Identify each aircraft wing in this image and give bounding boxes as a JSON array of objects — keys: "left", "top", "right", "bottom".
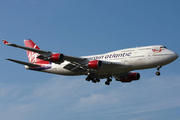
[
  {"left": 2, "top": 40, "right": 86, "bottom": 61},
  {"left": 2, "top": 40, "right": 89, "bottom": 62},
  {"left": 2, "top": 40, "right": 52, "bottom": 57},
  {"left": 6, "top": 58, "right": 41, "bottom": 67}
]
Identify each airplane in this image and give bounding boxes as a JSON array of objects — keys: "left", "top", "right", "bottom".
[{"left": 2, "top": 39, "right": 178, "bottom": 85}]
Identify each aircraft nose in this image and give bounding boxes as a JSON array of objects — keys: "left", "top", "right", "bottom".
[
  {"left": 165, "top": 50, "right": 178, "bottom": 64},
  {"left": 173, "top": 52, "right": 179, "bottom": 60}
]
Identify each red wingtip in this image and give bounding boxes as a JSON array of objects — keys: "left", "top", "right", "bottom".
[{"left": 2, "top": 40, "right": 10, "bottom": 45}]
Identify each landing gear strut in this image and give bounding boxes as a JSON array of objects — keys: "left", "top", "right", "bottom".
[
  {"left": 155, "top": 66, "right": 161, "bottom": 76},
  {"left": 105, "top": 77, "right": 112, "bottom": 85}
]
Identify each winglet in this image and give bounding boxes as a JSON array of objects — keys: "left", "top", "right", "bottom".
[{"left": 2, "top": 40, "right": 10, "bottom": 45}]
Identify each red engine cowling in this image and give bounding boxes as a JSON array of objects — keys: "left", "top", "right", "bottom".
[
  {"left": 127, "top": 72, "right": 140, "bottom": 80},
  {"left": 119, "top": 72, "right": 140, "bottom": 82},
  {"left": 49, "top": 53, "right": 64, "bottom": 62},
  {"left": 88, "top": 60, "right": 102, "bottom": 69}
]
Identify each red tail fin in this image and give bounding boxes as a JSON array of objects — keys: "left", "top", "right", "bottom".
[{"left": 24, "top": 39, "right": 43, "bottom": 63}]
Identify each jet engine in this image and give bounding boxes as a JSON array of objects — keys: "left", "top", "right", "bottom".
[
  {"left": 117, "top": 72, "right": 140, "bottom": 82},
  {"left": 88, "top": 60, "right": 102, "bottom": 69},
  {"left": 49, "top": 53, "right": 64, "bottom": 62},
  {"left": 126, "top": 72, "right": 140, "bottom": 80}
]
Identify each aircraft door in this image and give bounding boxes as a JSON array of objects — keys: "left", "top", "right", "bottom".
[{"left": 147, "top": 52, "right": 151, "bottom": 59}]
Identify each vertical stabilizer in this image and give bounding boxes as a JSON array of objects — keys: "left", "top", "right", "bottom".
[{"left": 24, "top": 39, "right": 43, "bottom": 63}]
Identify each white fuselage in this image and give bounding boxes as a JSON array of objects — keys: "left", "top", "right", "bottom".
[{"left": 31, "top": 45, "right": 178, "bottom": 76}]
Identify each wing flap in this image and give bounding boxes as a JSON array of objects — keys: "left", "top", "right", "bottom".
[{"left": 63, "top": 63, "right": 86, "bottom": 73}]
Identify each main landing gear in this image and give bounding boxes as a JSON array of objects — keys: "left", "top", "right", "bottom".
[
  {"left": 85, "top": 73, "right": 112, "bottom": 85},
  {"left": 155, "top": 66, "right": 162, "bottom": 76},
  {"left": 86, "top": 73, "right": 100, "bottom": 83},
  {"left": 105, "top": 77, "right": 112, "bottom": 85}
]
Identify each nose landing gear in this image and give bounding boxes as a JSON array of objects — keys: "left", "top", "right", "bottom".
[{"left": 155, "top": 66, "right": 161, "bottom": 76}]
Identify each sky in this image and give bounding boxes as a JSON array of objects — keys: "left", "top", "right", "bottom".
[{"left": 0, "top": 0, "right": 180, "bottom": 120}]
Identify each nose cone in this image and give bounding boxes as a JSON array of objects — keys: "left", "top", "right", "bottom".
[
  {"left": 165, "top": 50, "right": 178, "bottom": 64},
  {"left": 173, "top": 52, "right": 179, "bottom": 60}
]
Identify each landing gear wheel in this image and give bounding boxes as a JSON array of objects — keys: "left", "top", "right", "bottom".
[
  {"left": 86, "top": 72, "right": 95, "bottom": 82},
  {"left": 86, "top": 77, "right": 91, "bottom": 81},
  {"left": 105, "top": 81, "right": 110, "bottom": 85},
  {"left": 95, "top": 78, "right": 100, "bottom": 82},
  {"left": 92, "top": 79, "right": 97, "bottom": 83},
  {"left": 108, "top": 78, "right": 112, "bottom": 82},
  {"left": 155, "top": 71, "right": 161, "bottom": 76},
  {"left": 105, "top": 77, "right": 112, "bottom": 85},
  {"left": 155, "top": 66, "right": 162, "bottom": 76}
]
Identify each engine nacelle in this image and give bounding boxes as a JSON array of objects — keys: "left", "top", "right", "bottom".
[
  {"left": 126, "top": 72, "right": 140, "bottom": 80},
  {"left": 88, "top": 60, "right": 102, "bottom": 69},
  {"left": 49, "top": 53, "right": 64, "bottom": 62},
  {"left": 117, "top": 72, "right": 140, "bottom": 83}
]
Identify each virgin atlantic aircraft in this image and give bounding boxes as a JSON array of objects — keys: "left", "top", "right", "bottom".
[{"left": 2, "top": 39, "right": 178, "bottom": 85}]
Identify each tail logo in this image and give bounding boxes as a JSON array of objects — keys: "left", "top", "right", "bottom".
[{"left": 28, "top": 45, "right": 39, "bottom": 63}]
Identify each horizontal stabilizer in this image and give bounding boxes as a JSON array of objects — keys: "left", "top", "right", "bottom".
[{"left": 6, "top": 58, "right": 41, "bottom": 67}]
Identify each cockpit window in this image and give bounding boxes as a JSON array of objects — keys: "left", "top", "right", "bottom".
[{"left": 160, "top": 46, "right": 167, "bottom": 49}]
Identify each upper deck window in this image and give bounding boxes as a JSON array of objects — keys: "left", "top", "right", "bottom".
[{"left": 160, "top": 46, "right": 167, "bottom": 49}]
